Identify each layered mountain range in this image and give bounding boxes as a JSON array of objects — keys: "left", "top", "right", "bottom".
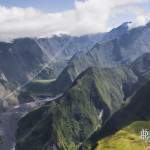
[
  {"left": 0, "top": 22, "right": 150, "bottom": 150},
  {"left": 13, "top": 22, "right": 150, "bottom": 150},
  {"left": 15, "top": 51, "right": 150, "bottom": 150},
  {"left": 0, "top": 22, "right": 130, "bottom": 110},
  {"left": 24, "top": 22, "right": 150, "bottom": 98}
]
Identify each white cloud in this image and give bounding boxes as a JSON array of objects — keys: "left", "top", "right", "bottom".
[
  {"left": 128, "top": 15, "right": 150, "bottom": 29},
  {"left": 0, "top": 0, "right": 149, "bottom": 41}
]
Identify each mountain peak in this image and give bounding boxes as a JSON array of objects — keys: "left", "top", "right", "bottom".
[{"left": 111, "top": 22, "right": 131, "bottom": 32}]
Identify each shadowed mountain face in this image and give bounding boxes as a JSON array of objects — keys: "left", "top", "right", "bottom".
[
  {"left": 0, "top": 38, "right": 51, "bottom": 110},
  {"left": 0, "top": 29, "right": 123, "bottom": 110},
  {"left": 0, "top": 38, "right": 47, "bottom": 84},
  {"left": 0, "top": 40, "right": 37, "bottom": 109},
  {"left": 131, "top": 53, "right": 150, "bottom": 76}
]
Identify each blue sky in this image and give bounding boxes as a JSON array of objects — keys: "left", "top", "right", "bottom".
[{"left": 0, "top": 0, "right": 75, "bottom": 12}]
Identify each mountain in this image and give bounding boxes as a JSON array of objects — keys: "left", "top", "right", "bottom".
[
  {"left": 100, "top": 22, "right": 131, "bottom": 42},
  {"left": 0, "top": 38, "right": 52, "bottom": 110},
  {"left": 131, "top": 53, "right": 150, "bottom": 77},
  {"left": 0, "top": 23, "right": 129, "bottom": 109},
  {"left": 0, "top": 22, "right": 146, "bottom": 149},
  {"left": 0, "top": 34, "right": 101, "bottom": 110},
  {"left": 35, "top": 34, "right": 103, "bottom": 79},
  {"left": 129, "top": 53, "right": 150, "bottom": 93},
  {"left": 80, "top": 22, "right": 150, "bottom": 66},
  {"left": 81, "top": 80, "right": 150, "bottom": 149},
  {"left": 37, "top": 22, "right": 130, "bottom": 61},
  {"left": 15, "top": 66, "right": 139, "bottom": 150},
  {"left": 75, "top": 22, "right": 150, "bottom": 68},
  {"left": 15, "top": 50, "right": 150, "bottom": 150},
  {"left": 29, "top": 24, "right": 150, "bottom": 98},
  {"left": 24, "top": 51, "right": 150, "bottom": 104},
  {"left": 37, "top": 34, "right": 102, "bottom": 59},
  {"left": 35, "top": 22, "right": 129, "bottom": 78},
  {"left": 36, "top": 22, "right": 150, "bottom": 96},
  {"left": 0, "top": 38, "right": 47, "bottom": 83},
  {"left": 10, "top": 22, "right": 131, "bottom": 101},
  {"left": 5, "top": 22, "right": 149, "bottom": 150},
  {"left": 0, "top": 22, "right": 130, "bottom": 85}
]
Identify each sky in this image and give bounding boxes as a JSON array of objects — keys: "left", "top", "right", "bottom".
[
  {"left": 0, "top": 0, "right": 150, "bottom": 41},
  {"left": 0, "top": 0, "right": 75, "bottom": 12}
]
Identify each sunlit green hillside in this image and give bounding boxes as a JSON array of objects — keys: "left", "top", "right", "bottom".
[{"left": 96, "top": 121, "right": 150, "bottom": 150}]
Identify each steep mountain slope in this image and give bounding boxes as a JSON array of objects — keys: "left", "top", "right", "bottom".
[
  {"left": 15, "top": 66, "right": 138, "bottom": 150},
  {"left": 0, "top": 38, "right": 51, "bottom": 111},
  {"left": 82, "top": 81, "right": 150, "bottom": 149},
  {"left": 0, "top": 99, "right": 49, "bottom": 150},
  {"left": 100, "top": 22, "right": 131, "bottom": 43},
  {"left": 37, "top": 34, "right": 102, "bottom": 60},
  {"left": 131, "top": 53, "right": 150, "bottom": 77},
  {"left": 0, "top": 38, "right": 48, "bottom": 84},
  {"left": 129, "top": 53, "right": 150, "bottom": 94}
]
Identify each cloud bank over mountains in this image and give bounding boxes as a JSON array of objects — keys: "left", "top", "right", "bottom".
[{"left": 0, "top": 0, "right": 149, "bottom": 41}]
